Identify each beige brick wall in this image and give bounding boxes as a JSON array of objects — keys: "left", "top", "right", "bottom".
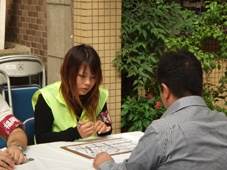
[
  {"left": 202, "top": 38, "right": 227, "bottom": 108},
  {"left": 204, "top": 61, "right": 227, "bottom": 108},
  {"left": 73, "top": 0, "right": 122, "bottom": 134}
]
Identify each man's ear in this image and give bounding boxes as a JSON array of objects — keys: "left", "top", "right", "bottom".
[{"left": 161, "top": 83, "right": 170, "bottom": 99}]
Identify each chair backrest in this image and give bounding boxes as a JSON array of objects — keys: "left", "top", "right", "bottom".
[
  {"left": 23, "top": 117, "right": 35, "bottom": 140},
  {"left": 0, "top": 55, "right": 46, "bottom": 88},
  {"left": 4, "top": 85, "right": 40, "bottom": 122},
  {"left": 0, "top": 137, "right": 7, "bottom": 149}
]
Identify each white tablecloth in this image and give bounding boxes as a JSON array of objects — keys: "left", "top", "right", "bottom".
[{"left": 14, "top": 131, "right": 144, "bottom": 170}]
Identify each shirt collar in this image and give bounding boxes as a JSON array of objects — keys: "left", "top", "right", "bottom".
[{"left": 161, "top": 96, "right": 207, "bottom": 118}]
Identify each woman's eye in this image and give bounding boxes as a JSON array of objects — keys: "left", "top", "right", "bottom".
[
  {"left": 79, "top": 75, "right": 85, "bottom": 77},
  {"left": 91, "top": 77, "right": 96, "bottom": 79}
]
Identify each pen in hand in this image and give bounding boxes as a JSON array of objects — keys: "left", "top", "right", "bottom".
[{"left": 76, "top": 122, "right": 85, "bottom": 125}]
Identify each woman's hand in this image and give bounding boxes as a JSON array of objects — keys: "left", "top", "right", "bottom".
[
  {"left": 77, "top": 120, "right": 95, "bottom": 138},
  {"left": 94, "top": 120, "right": 111, "bottom": 134},
  {"left": 0, "top": 150, "right": 14, "bottom": 170},
  {"left": 5, "top": 146, "right": 28, "bottom": 165}
]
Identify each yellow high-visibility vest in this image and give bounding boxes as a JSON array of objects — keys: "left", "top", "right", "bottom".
[{"left": 32, "top": 81, "right": 108, "bottom": 141}]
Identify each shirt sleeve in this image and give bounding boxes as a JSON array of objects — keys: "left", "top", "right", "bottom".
[
  {"left": 0, "top": 94, "right": 23, "bottom": 140},
  {"left": 34, "top": 94, "right": 81, "bottom": 144},
  {"left": 97, "top": 103, "right": 112, "bottom": 136},
  {"left": 98, "top": 126, "right": 160, "bottom": 170}
]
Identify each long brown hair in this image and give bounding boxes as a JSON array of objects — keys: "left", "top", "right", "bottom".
[{"left": 60, "top": 44, "right": 103, "bottom": 122}]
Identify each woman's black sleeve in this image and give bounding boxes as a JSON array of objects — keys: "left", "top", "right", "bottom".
[
  {"left": 97, "top": 103, "right": 113, "bottom": 136},
  {"left": 34, "top": 94, "right": 81, "bottom": 144}
]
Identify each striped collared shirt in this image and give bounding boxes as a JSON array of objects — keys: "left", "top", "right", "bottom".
[{"left": 99, "top": 96, "right": 227, "bottom": 170}]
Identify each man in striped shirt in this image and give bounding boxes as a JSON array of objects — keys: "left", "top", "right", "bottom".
[{"left": 93, "top": 51, "right": 227, "bottom": 170}]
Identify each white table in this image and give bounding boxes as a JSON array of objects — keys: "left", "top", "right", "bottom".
[{"left": 15, "top": 131, "right": 144, "bottom": 170}]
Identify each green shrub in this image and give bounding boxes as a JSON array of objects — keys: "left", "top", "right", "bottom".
[
  {"left": 117, "top": 0, "right": 227, "bottom": 132},
  {"left": 121, "top": 93, "right": 166, "bottom": 132},
  {"left": 165, "top": 0, "right": 227, "bottom": 115}
]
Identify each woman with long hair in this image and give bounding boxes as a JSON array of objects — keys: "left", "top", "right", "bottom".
[{"left": 32, "top": 44, "right": 112, "bottom": 144}]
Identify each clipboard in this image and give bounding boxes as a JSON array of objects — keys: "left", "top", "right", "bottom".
[{"left": 60, "top": 138, "right": 137, "bottom": 159}]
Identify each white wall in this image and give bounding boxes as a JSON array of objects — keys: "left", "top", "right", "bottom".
[{"left": 0, "top": 0, "right": 6, "bottom": 50}]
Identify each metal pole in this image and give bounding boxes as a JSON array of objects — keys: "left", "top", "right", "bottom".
[{"left": 0, "top": 0, "right": 6, "bottom": 50}]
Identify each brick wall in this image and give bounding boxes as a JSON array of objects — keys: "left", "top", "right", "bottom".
[
  {"left": 202, "top": 37, "right": 227, "bottom": 108},
  {"left": 5, "top": 0, "right": 47, "bottom": 67}
]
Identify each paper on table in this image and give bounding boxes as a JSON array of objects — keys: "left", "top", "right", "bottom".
[{"left": 61, "top": 138, "right": 137, "bottom": 159}]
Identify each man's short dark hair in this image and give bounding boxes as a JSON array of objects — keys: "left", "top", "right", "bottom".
[{"left": 157, "top": 50, "right": 203, "bottom": 98}]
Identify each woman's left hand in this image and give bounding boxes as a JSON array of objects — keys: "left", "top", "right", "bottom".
[{"left": 94, "top": 120, "right": 111, "bottom": 134}]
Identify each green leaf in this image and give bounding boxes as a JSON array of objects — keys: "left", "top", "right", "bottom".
[
  {"left": 133, "top": 115, "right": 139, "bottom": 121},
  {"left": 218, "top": 37, "right": 223, "bottom": 43},
  {"left": 138, "top": 69, "right": 149, "bottom": 79},
  {"left": 133, "top": 80, "right": 138, "bottom": 86},
  {"left": 127, "top": 71, "right": 135, "bottom": 77},
  {"left": 147, "top": 97, "right": 155, "bottom": 103},
  {"left": 122, "top": 48, "right": 128, "bottom": 57},
  {"left": 145, "top": 111, "right": 150, "bottom": 118},
  {"left": 151, "top": 57, "right": 156, "bottom": 63},
  {"left": 223, "top": 21, "right": 227, "bottom": 27},
  {"left": 203, "top": 60, "right": 210, "bottom": 68},
  {"left": 139, "top": 96, "right": 147, "bottom": 102},
  {"left": 126, "top": 57, "right": 132, "bottom": 64},
  {"left": 134, "top": 85, "right": 144, "bottom": 95},
  {"left": 144, "top": 103, "right": 150, "bottom": 110},
  {"left": 141, "top": 63, "right": 153, "bottom": 73},
  {"left": 131, "top": 65, "right": 138, "bottom": 74},
  {"left": 142, "top": 30, "right": 147, "bottom": 40},
  {"left": 210, "top": 61, "right": 216, "bottom": 69},
  {"left": 137, "top": 120, "right": 142, "bottom": 127},
  {"left": 138, "top": 126, "right": 143, "bottom": 131},
  {"left": 137, "top": 107, "right": 144, "bottom": 112},
  {"left": 113, "top": 58, "right": 121, "bottom": 69},
  {"left": 128, "top": 113, "right": 134, "bottom": 120},
  {"left": 120, "top": 109, "right": 129, "bottom": 116},
  {"left": 213, "top": 33, "right": 218, "bottom": 40},
  {"left": 221, "top": 53, "right": 227, "bottom": 58},
  {"left": 218, "top": 64, "right": 221, "bottom": 70},
  {"left": 128, "top": 126, "right": 134, "bottom": 132},
  {"left": 121, "top": 104, "right": 129, "bottom": 109},
  {"left": 121, "top": 119, "right": 127, "bottom": 127},
  {"left": 158, "top": 34, "right": 166, "bottom": 41}
]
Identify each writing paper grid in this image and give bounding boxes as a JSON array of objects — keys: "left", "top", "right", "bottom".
[{"left": 61, "top": 138, "right": 137, "bottom": 159}]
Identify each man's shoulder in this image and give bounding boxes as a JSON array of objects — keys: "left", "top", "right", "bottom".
[
  {"left": 144, "top": 117, "right": 173, "bottom": 136},
  {"left": 147, "top": 107, "right": 227, "bottom": 137}
]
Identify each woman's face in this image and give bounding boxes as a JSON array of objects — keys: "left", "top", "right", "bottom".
[{"left": 76, "top": 65, "right": 96, "bottom": 96}]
